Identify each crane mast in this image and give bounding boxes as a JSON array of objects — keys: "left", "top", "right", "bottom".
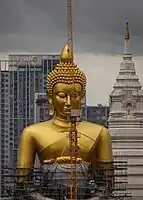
[
  {"left": 69, "top": 115, "right": 79, "bottom": 200},
  {"left": 67, "top": 1, "right": 79, "bottom": 199},
  {"left": 67, "top": 0, "right": 73, "bottom": 51}
]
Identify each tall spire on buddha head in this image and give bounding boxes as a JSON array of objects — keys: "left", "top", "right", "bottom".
[
  {"left": 60, "top": 43, "right": 74, "bottom": 63},
  {"left": 123, "top": 22, "right": 132, "bottom": 59}
]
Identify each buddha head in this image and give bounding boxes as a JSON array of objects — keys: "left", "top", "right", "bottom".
[{"left": 47, "top": 43, "right": 86, "bottom": 120}]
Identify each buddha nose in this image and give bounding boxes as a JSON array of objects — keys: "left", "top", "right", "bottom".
[{"left": 66, "top": 96, "right": 71, "bottom": 107}]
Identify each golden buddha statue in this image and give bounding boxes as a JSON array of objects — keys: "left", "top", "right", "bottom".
[{"left": 16, "top": 43, "right": 114, "bottom": 200}]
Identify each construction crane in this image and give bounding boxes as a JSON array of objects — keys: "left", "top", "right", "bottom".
[
  {"left": 67, "top": 0, "right": 73, "bottom": 51},
  {"left": 68, "top": 111, "right": 80, "bottom": 200},
  {"left": 67, "top": 0, "right": 80, "bottom": 199}
]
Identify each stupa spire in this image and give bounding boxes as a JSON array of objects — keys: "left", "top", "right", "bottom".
[
  {"left": 123, "top": 22, "right": 132, "bottom": 59},
  {"left": 125, "top": 22, "right": 130, "bottom": 40}
]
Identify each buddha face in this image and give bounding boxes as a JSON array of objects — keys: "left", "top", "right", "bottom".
[{"left": 51, "top": 83, "right": 83, "bottom": 119}]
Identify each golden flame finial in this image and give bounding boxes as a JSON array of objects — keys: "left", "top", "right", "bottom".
[
  {"left": 60, "top": 43, "right": 73, "bottom": 63},
  {"left": 125, "top": 22, "right": 130, "bottom": 40}
]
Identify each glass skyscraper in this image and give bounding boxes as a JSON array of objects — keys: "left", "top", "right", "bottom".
[{"left": 0, "top": 54, "right": 60, "bottom": 197}]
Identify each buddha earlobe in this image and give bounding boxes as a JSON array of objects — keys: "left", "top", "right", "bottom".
[
  {"left": 81, "top": 98, "right": 84, "bottom": 104},
  {"left": 80, "top": 108, "right": 82, "bottom": 117},
  {"left": 49, "top": 103, "right": 55, "bottom": 116}
]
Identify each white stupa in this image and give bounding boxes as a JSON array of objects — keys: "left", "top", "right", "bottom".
[{"left": 109, "top": 22, "right": 143, "bottom": 199}]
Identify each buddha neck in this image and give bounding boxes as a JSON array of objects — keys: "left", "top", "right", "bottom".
[{"left": 52, "top": 115, "right": 79, "bottom": 128}]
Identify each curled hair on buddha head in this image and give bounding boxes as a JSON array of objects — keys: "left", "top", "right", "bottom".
[{"left": 47, "top": 43, "right": 86, "bottom": 97}]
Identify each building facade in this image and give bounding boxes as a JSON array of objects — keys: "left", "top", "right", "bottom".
[
  {"left": 0, "top": 54, "right": 60, "bottom": 197},
  {"left": 108, "top": 23, "right": 143, "bottom": 199},
  {"left": 0, "top": 62, "right": 10, "bottom": 197},
  {"left": 34, "top": 93, "right": 51, "bottom": 123},
  {"left": 87, "top": 105, "right": 109, "bottom": 127}
]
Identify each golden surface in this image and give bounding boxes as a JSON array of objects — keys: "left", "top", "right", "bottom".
[
  {"left": 17, "top": 44, "right": 113, "bottom": 182},
  {"left": 47, "top": 44, "right": 86, "bottom": 98},
  {"left": 18, "top": 120, "right": 113, "bottom": 165},
  {"left": 60, "top": 43, "right": 73, "bottom": 63}
]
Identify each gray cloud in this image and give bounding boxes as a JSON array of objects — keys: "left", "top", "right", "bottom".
[
  {"left": 0, "top": 0, "right": 143, "bottom": 54},
  {"left": 0, "top": 0, "right": 25, "bottom": 35}
]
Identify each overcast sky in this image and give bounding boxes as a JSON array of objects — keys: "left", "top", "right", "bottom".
[{"left": 0, "top": 0, "right": 143, "bottom": 105}]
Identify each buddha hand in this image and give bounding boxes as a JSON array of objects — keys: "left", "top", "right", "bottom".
[
  {"left": 30, "top": 192, "right": 45, "bottom": 200},
  {"left": 30, "top": 192, "right": 54, "bottom": 200}
]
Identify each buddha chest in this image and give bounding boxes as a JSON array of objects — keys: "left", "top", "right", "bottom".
[{"left": 34, "top": 126, "right": 100, "bottom": 164}]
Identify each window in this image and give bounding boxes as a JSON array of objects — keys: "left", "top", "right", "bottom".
[
  {"left": 126, "top": 103, "right": 132, "bottom": 118},
  {"left": 1, "top": 117, "right": 4, "bottom": 123},
  {"left": 53, "top": 59, "right": 59, "bottom": 66},
  {"left": 48, "top": 59, "right": 51, "bottom": 67},
  {"left": 44, "top": 59, "right": 47, "bottom": 66}
]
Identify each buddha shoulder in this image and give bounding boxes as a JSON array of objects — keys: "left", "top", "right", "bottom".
[
  {"left": 21, "top": 120, "right": 53, "bottom": 138},
  {"left": 78, "top": 121, "right": 109, "bottom": 139}
]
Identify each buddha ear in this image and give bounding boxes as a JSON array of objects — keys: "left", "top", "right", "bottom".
[
  {"left": 48, "top": 97, "right": 52, "bottom": 104},
  {"left": 47, "top": 93, "right": 52, "bottom": 104},
  {"left": 81, "top": 91, "right": 86, "bottom": 104},
  {"left": 81, "top": 98, "right": 84, "bottom": 104},
  {"left": 48, "top": 95, "right": 54, "bottom": 116},
  {"left": 81, "top": 95, "right": 85, "bottom": 104}
]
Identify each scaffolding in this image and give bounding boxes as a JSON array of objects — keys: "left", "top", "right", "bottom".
[
  {"left": 111, "top": 125, "right": 132, "bottom": 200},
  {"left": 1, "top": 98, "right": 132, "bottom": 199},
  {"left": 2, "top": 159, "right": 132, "bottom": 200},
  {"left": 1, "top": 93, "right": 132, "bottom": 199}
]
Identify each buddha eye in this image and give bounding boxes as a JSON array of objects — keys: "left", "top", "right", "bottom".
[
  {"left": 57, "top": 92, "right": 67, "bottom": 98},
  {"left": 71, "top": 92, "right": 81, "bottom": 98}
]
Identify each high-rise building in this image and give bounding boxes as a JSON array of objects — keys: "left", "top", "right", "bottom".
[
  {"left": 0, "top": 54, "right": 60, "bottom": 197},
  {"left": 108, "top": 23, "right": 143, "bottom": 199},
  {"left": 87, "top": 105, "right": 109, "bottom": 127},
  {"left": 34, "top": 93, "right": 51, "bottom": 123},
  {"left": 0, "top": 61, "right": 10, "bottom": 197}
]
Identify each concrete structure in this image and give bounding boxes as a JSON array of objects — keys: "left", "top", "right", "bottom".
[
  {"left": 87, "top": 105, "right": 109, "bottom": 127},
  {"left": 0, "top": 54, "right": 60, "bottom": 197},
  {"left": 0, "top": 62, "right": 10, "bottom": 197},
  {"left": 108, "top": 23, "right": 143, "bottom": 199},
  {"left": 34, "top": 93, "right": 51, "bottom": 123}
]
